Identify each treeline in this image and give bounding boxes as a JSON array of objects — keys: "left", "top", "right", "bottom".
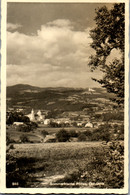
[
  {"left": 6, "top": 112, "right": 30, "bottom": 125},
  {"left": 95, "top": 111, "right": 124, "bottom": 121}
]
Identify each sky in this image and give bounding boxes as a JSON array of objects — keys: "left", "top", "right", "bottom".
[{"left": 7, "top": 2, "right": 115, "bottom": 88}]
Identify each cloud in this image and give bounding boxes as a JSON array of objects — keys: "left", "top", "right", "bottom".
[
  {"left": 47, "top": 19, "right": 73, "bottom": 29},
  {"left": 7, "top": 19, "right": 101, "bottom": 88},
  {"left": 106, "top": 48, "right": 122, "bottom": 64},
  {"left": 7, "top": 23, "right": 22, "bottom": 31},
  {"left": 7, "top": 64, "right": 101, "bottom": 88}
]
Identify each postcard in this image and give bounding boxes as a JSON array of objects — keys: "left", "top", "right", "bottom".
[{"left": 0, "top": 0, "right": 129, "bottom": 193}]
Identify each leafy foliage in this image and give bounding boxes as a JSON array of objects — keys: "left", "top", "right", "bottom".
[
  {"left": 69, "top": 130, "right": 78, "bottom": 137},
  {"left": 89, "top": 3, "right": 124, "bottom": 105},
  {"left": 20, "top": 135, "right": 29, "bottom": 143},
  {"left": 56, "top": 129, "right": 70, "bottom": 142},
  {"left": 78, "top": 133, "right": 86, "bottom": 142},
  {"left": 103, "top": 141, "right": 124, "bottom": 188},
  {"left": 41, "top": 130, "right": 49, "bottom": 137},
  {"left": 6, "top": 134, "right": 15, "bottom": 145},
  {"left": 16, "top": 122, "right": 38, "bottom": 132},
  {"left": 102, "top": 111, "right": 124, "bottom": 121},
  {"left": 6, "top": 112, "right": 30, "bottom": 125}
]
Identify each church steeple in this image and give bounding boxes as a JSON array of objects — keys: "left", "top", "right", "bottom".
[
  {"left": 37, "top": 110, "right": 43, "bottom": 121},
  {"left": 30, "top": 109, "right": 35, "bottom": 121}
]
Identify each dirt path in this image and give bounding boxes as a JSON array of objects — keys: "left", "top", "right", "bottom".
[{"left": 35, "top": 175, "right": 65, "bottom": 187}]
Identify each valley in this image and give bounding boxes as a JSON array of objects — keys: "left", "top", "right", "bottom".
[{"left": 6, "top": 84, "right": 124, "bottom": 188}]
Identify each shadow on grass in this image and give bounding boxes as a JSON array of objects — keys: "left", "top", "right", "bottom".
[{"left": 6, "top": 156, "right": 48, "bottom": 188}]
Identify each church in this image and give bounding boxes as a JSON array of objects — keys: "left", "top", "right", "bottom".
[{"left": 27, "top": 109, "right": 45, "bottom": 122}]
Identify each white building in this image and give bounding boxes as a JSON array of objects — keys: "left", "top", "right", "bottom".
[
  {"left": 26, "top": 109, "right": 35, "bottom": 121},
  {"left": 30, "top": 109, "right": 35, "bottom": 121},
  {"left": 13, "top": 122, "right": 24, "bottom": 126},
  {"left": 77, "top": 122, "right": 83, "bottom": 127},
  {"left": 44, "top": 119, "right": 51, "bottom": 125},
  {"left": 37, "top": 110, "right": 44, "bottom": 121},
  {"left": 85, "top": 122, "right": 93, "bottom": 128},
  {"left": 27, "top": 109, "right": 45, "bottom": 122},
  {"left": 89, "top": 88, "right": 95, "bottom": 92}
]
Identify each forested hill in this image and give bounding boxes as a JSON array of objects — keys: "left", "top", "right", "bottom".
[{"left": 7, "top": 84, "right": 114, "bottom": 112}]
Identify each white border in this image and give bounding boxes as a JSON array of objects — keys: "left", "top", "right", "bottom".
[{"left": 0, "top": 0, "right": 129, "bottom": 193}]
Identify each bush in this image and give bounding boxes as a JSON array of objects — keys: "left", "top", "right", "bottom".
[
  {"left": 90, "top": 124, "right": 111, "bottom": 142},
  {"left": 69, "top": 130, "right": 78, "bottom": 137},
  {"left": 114, "top": 124, "right": 124, "bottom": 140},
  {"left": 50, "top": 121, "right": 60, "bottom": 128},
  {"left": 17, "top": 121, "right": 38, "bottom": 132},
  {"left": 104, "top": 141, "right": 124, "bottom": 188},
  {"left": 56, "top": 129, "right": 70, "bottom": 142},
  {"left": 91, "top": 131, "right": 110, "bottom": 142},
  {"left": 17, "top": 125, "right": 28, "bottom": 132},
  {"left": 9, "top": 144, "right": 15, "bottom": 149},
  {"left": 20, "top": 135, "right": 29, "bottom": 143},
  {"left": 6, "top": 155, "right": 37, "bottom": 187},
  {"left": 41, "top": 130, "right": 49, "bottom": 137},
  {"left": 6, "top": 135, "right": 15, "bottom": 145},
  {"left": 30, "top": 121, "right": 38, "bottom": 128},
  {"left": 6, "top": 112, "right": 30, "bottom": 125},
  {"left": 78, "top": 133, "right": 86, "bottom": 142},
  {"left": 84, "top": 130, "right": 92, "bottom": 137},
  {"left": 103, "top": 111, "right": 124, "bottom": 121}
]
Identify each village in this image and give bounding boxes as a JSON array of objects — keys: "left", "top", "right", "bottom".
[
  {"left": 12, "top": 109, "right": 94, "bottom": 128},
  {"left": 6, "top": 97, "right": 124, "bottom": 143},
  {"left": 6, "top": 89, "right": 123, "bottom": 129}
]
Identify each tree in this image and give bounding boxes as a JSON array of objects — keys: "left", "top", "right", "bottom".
[
  {"left": 41, "top": 130, "right": 49, "bottom": 138},
  {"left": 6, "top": 112, "right": 30, "bottom": 125},
  {"left": 78, "top": 133, "right": 86, "bottom": 142},
  {"left": 20, "top": 135, "right": 29, "bottom": 143},
  {"left": 89, "top": 3, "right": 124, "bottom": 105},
  {"left": 56, "top": 129, "right": 70, "bottom": 142},
  {"left": 69, "top": 130, "right": 78, "bottom": 137}
]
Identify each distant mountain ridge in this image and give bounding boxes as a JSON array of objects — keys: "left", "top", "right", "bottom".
[
  {"left": 7, "top": 84, "right": 88, "bottom": 91},
  {"left": 7, "top": 84, "right": 112, "bottom": 113}
]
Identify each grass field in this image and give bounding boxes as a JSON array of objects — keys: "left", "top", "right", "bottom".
[
  {"left": 6, "top": 124, "right": 124, "bottom": 188},
  {"left": 6, "top": 141, "right": 112, "bottom": 188},
  {"left": 7, "top": 125, "right": 93, "bottom": 143}
]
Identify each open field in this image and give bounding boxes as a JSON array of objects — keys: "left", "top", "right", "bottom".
[
  {"left": 7, "top": 127, "right": 42, "bottom": 143},
  {"left": 6, "top": 141, "right": 124, "bottom": 188},
  {"left": 7, "top": 125, "right": 93, "bottom": 143},
  {"left": 37, "top": 125, "right": 92, "bottom": 134},
  {"left": 7, "top": 142, "right": 106, "bottom": 187}
]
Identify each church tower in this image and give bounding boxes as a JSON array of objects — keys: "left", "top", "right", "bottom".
[
  {"left": 37, "top": 110, "right": 43, "bottom": 121},
  {"left": 30, "top": 109, "right": 35, "bottom": 121}
]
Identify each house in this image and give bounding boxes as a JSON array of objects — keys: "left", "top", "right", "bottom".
[
  {"left": 44, "top": 119, "right": 51, "bottom": 125},
  {"left": 56, "top": 120, "right": 61, "bottom": 125},
  {"left": 64, "top": 120, "right": 71, "bottom": 125},
  {"left": 13, "top": 122, "right": 24, "bottom": 126},
  {"left": 89, "top": 88, "right": 95, "bottom": 92},
  {"left": 85, "top": 122, "right": 93, "bottom": 128},
  {"left": 8, "top": 108, "right": 14, "bottom": 112},
  {"left": 16, "top": 108, "right": 23, "bottom": 112},
  {"left": 77, "top": 122, "right": 83, "bottom": 127}
]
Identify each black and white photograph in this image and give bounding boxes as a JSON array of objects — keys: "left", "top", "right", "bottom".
[{"left": 0, "top": 0, "right": 129, "bottom": 193}]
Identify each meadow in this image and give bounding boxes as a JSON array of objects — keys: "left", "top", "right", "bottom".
[
  {"left": 7, "top": 124, "right": 93, "bottom": 143},
  {"left": 6, "top": 121, "right": 124, "bottom": 188},
  {"left": 6, "top": 141, "right": 124, "bottom": 188}
]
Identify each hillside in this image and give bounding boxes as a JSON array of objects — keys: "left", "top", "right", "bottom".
[{"left": 7, "top": 84, "right": 115, "bottom": 113}]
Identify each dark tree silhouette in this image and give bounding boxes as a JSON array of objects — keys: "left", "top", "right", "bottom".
[
  {"left": 56, "top": 129, "right": 70, "bottom": 142},
  {"left": 89, "top": 3, "right": 124, "bottom": 105}
]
